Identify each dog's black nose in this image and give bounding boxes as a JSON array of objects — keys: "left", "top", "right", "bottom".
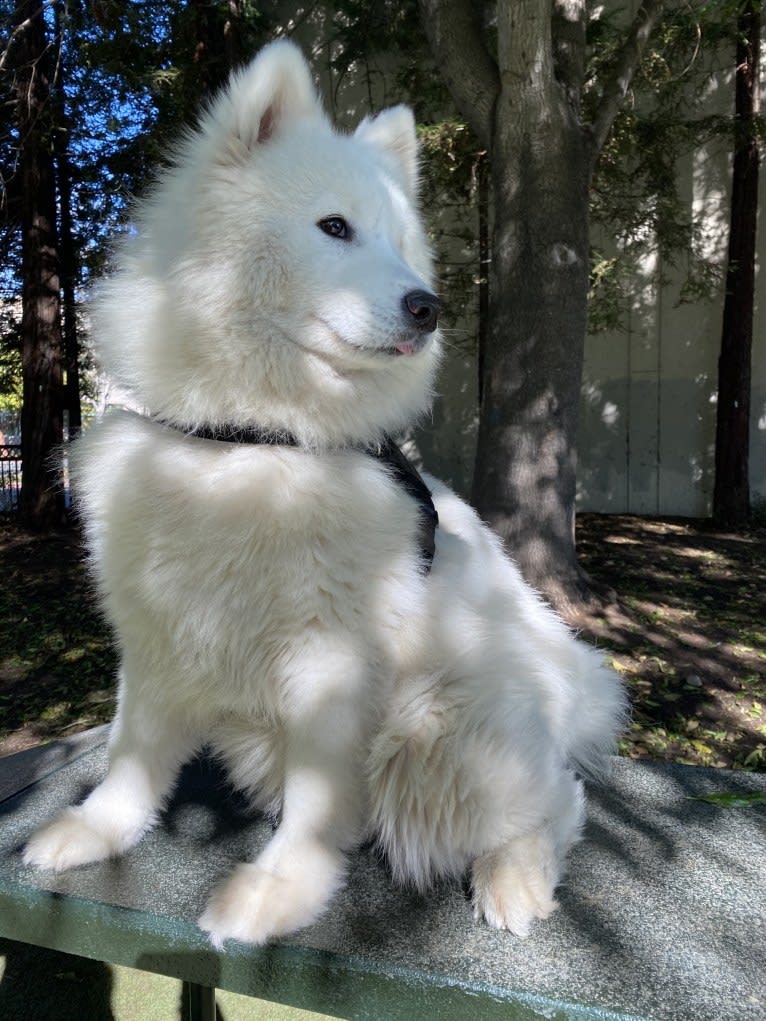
[{"left": 403, "top": 289, "right": 441, "bottom": 333}]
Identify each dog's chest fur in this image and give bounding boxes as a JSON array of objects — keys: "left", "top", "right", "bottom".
[{"left": 74, "top": 412, "right": 426, "bottom": 713}]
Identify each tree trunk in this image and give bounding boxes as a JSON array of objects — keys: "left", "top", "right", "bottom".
[
  {"left": 53, "top": 2, "right": 81, "bottom": 440},
  {"left": 418, "top": 0, "right": 663, "bottom": 612},
  {"left": 713, "top": 0, "right": 759, "bottom": 528},
  {"left": 470, "top": 0, "right": 592, "bottom": 611},
  {"left": 476, "top": 151, "right": 489, "bottom": 407},
  {"left": 57, "top": 134, "right": 82, "bottom": 440},
  {"left": 15, "top": 0, "right": 65, "bottom": 529}
]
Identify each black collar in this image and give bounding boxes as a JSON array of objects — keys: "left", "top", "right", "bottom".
[
  {"left": 159, "top": 421, "right": 438, "bottom": 573},
  {"left": 174, "top": 423, "right": 299, "bottom": 446}
]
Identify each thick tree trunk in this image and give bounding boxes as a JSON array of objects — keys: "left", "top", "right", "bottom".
[
  {"left": 470, "top": 0, "right": 592, "bottom": 610},
  {"left": 713, "top": 0, "right": 759, "bottom": 528},
  {"left": 419, "top": 0, "right": 663, "bottom": 611},
  {"left": 57, "top": 136, "right": 81, "bottom": 440},
  {"left": 16, "top": 0, "right": 65, "bottom": 529},
  {"left": 53, "top": 4, "right": 81, "bottom": 440},
  {"left": 476, "top": 151, "right": 490, "bottom": 406}
]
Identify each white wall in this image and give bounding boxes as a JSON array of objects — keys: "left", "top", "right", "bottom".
[{"left": 577, "top": 129, "right": 765, "bottom": 517}]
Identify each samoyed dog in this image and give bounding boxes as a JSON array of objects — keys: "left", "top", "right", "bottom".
[{"left": 25, "top": 40, "right": 625, "bottom": 945}]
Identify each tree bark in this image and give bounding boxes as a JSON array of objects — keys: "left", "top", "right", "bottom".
[
  {"left": 471, "top": 0, "right": 592, "bottom": 610},
  {"left": 418, "top": 0, "right": 663, "bottom": 611},
  {"left": 417, "top": 0, "right": 499, "bottom": 149},
  {"left": 56, "top": 129, "right": 81, "bottom": 440},
  {"left": 15, "top": 0, "right": 65, "bottom": 529},
  {"left": 53, "top": 2, "right": 81, "bottom": 440},
  {"left": 713, "top": 0, "right": 759, "bottom": 528},
  {"left": 476, "top": 150, "right": 490, "bottom": 406}
]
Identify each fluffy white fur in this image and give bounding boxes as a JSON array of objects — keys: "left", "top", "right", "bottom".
[{"left": 24, "top": 40, "right": 626, "bottom": 946}]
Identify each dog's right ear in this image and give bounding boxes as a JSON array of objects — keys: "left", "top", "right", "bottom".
[{"left": 206, "top": 39, "right": 324, "bottom": 162}]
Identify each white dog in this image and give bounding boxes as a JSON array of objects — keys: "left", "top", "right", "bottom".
[{"left": 25, "top": 40, "right": 625, "bottom": 946}]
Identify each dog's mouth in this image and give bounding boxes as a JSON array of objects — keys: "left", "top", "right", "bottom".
[
  {"left": 313, "top": 316, "right": 433, "bottom": 360},
  {"left": 364, "top": 332, "right": 433, "bottom": 358},
  {"left": 390, "top": 338, "right": 426, "bottom": 356},
  {"left": 363, "top": 321, "right": 438, "bottom": 358}
]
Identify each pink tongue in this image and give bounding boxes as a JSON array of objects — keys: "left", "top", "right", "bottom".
[{"left": 395, "top": 342, "right": 415, "bottom": 355}]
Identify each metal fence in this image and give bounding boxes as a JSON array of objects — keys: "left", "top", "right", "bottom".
[{"left": 0, "top": 444, "right": 21, "bottom": 512}]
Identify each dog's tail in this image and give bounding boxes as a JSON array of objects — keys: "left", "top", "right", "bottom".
[{"left": 561, "top": 643, "right": 629, "bottom": 781}]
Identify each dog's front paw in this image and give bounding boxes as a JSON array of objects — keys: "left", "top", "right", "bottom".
[
  {"left": 199, "top": 842, "right": 345, "bottom": 947},
  {"left": 23, "top": 808, "right": 118, "bottom": 872},
  {"left": 471, "top": 833, "right": 559, "bottom": 938}
]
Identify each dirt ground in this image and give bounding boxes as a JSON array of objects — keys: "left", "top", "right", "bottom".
[
  {"left": 1, "top": 514, "right": 765, "bottom": 768},
  {"left": 574, "top": 513, "right": 766, "bottom": 769}
]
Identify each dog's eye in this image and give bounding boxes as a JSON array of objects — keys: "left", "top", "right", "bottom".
[{"left": 318, "top": 216, "right": 351, "bottom": 240}]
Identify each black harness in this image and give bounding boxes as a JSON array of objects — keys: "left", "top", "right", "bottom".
[{"left": 160, "top": 421, "right": 438, "bottom": 573}]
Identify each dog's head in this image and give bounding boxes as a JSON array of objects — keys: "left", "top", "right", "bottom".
[{"left": 97, "top": 40, "right": 442, "bottom": 446}]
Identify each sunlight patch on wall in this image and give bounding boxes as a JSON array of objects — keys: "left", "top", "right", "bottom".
[
  {"left": 692, "top": 147, "right": 729, "bottom": 265},
  {"left": 601, "top": 401, "right": 620, "bottom": 427}
]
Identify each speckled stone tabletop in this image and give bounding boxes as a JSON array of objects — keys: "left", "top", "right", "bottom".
[{"left": 1, "top": 734, "right": 764, "bottom": 1021}]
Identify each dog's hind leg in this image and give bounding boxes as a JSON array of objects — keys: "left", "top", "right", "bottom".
[
  {"left": 24, "top": 669, "right": 195, "bottom": 871},
  {"left": 470, "top": 770, "right": 585, "bottom": 938}
]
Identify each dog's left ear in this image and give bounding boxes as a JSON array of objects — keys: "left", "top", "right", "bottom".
[{"left": 355, "top": 106, "right": 419, "bottom": 197}]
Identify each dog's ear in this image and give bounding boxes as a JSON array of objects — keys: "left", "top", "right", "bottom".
[
  {"left": 355, "top": 106, "right": 419, "bottom": 196},
  {"left": 208, "top": 39, "right": 324, "bottom": 160}
]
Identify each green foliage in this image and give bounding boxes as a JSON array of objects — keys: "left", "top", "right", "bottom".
[
  {"left": 416, "top": 121, "right": 486, "bottom": 342},
  {"left": 331, "top": 0, "right": 425, "bottom": 76},
  {"left": 587, "top": 1, "right": 742, "bottom": 331},
  {"left": 0, "top": 357, "right": 21, "bottom": 416},
  {"left": 0, "top": 292, "right": 21, "bottom": 414}
]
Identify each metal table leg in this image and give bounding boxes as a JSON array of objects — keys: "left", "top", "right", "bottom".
[{"left": 184, "top": 980, "right": 217, "bottom": 1021}]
